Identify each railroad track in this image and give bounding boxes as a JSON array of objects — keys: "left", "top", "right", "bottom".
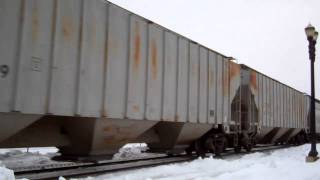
[{"left": 12, "top": 144, "right": 291, "bottom": 180}]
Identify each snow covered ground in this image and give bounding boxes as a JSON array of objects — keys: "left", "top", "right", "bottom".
[
  {"left": 0, "top": 147, "right": 59, "bottom": 169},
  {"left": 0, "top": 144, "right": 152, "bottom": 180},
  {"left": 0, "top": 147, "right": 59, "bottom": 180},
  {"left": 0, "top": 147, "right": 58, "bottom": 155},
  {"left": 75, "top": 144, "right": 320, "bottom": 180},
  {"left": 1, "top": 144, "right": 320, "bottom": 180}
]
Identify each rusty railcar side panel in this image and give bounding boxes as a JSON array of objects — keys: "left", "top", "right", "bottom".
[
  {"left": 145, "top": 23, "right": 163, "bottom": 121},
  {"left": 280, "top": 86, "right": 284, "bottom": 128},
  {"left": 291, "top": 88, "right": 295, "bottom": 128},
  {"left": 104, "top": 5, "right": 129, "bottom": 119},
  {"left": 188, "top": 42, "right": 199, "bottom": 123},
  {"left": 278, "top": 84, "right": 282, "bottom": 127},
  {"left": 216, "top": 56, "right": 224, "bottom": 124},
  {"left": 293, "top": 89, "right": 297, "bottom": 128},
  {"left": 126, "top": 15, "right": 148, "bottom": 120},
  {"left": 262, "top": 75, "right": 267, "bottom": 126},
  {"left": 258, "top": 73, "right": 263, "bottom": 128},
  {"left": 316, "top": 100, "right": 320, "bottom": 133},
  {"left": 13, "top": 1, "right": 54, "bottom": 114},
  {"left": 274, "top": 82, "right": 278, "bottom": 127},
  {"left": 49, "top": 0, "right": 82, "bottom": 116},
  {"left": 208, "top": 52, "right": 218, "bottom": 124},
  {"left": 284, "top": 82, "right": 288, "bottom": 128},
  {"left": 162, "top": 31, "right": 178, "bottom": 122},
  {"left": 223, "top": 60, "right": 229, "bottom": 126},
  {"left": 304, "top": 96, "right": 309, "bottom": 128},
  {"left": 267, "top": 78, "right": 272, "bottom": 127},
  {"left": 284, "top": 87, "right": 288, "bottom": 128},
  {"left": 176, "top": 37, "right": 189, "bottom": 123},
  {"left": 199, "top": 47, "right": 208, "bottom": 124},
  {"left": 77, "top": 0, "right": 107, "bottom": 117},
  {"left": 289, "top": 87, "right": 293, "bottom": 128},
  {"left": 271, "top": 79, "right": 275, "bottom": 127},
  {"left": 298, "top": 91, "right": 301, "bottom": 128},
  {"left": 0, "top": 0, "right": 23, "bottom": 112},
  {"left": 295, "top": 91, "right": 298, "bottom": 128}
]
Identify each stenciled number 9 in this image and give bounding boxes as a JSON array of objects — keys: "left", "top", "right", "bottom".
[{"left": 0, "top": 65, "right": 9, "bottom": 78}]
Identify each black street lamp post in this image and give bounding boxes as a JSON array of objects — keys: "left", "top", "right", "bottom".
[{"left": 305, "top": 24, "right": 319, "bottom": 162}]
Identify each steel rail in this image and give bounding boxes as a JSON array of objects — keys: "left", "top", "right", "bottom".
[{"left": 13, "top": 144, "right": 292, "bottom": 180}]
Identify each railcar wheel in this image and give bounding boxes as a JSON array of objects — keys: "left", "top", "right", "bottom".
[
  {"left": 297, "top": 134, "right": 305, "bottom": 145},
  {"left": 204, "top": 137, "right": 215, "bottom": 154},
  {"left": 245, "top": 144, "right": 252, "bottom": 152},
  {"left": 195, "top": 141, "right": 206, "bottom": 158},
  {"left": 293, "top": 136, "right": 299, "bottom": 146},
  {"left": 234, "top": 145, "right": 241, "bottom": 153},
  {"left": 185, "top": 147, "right": 193, "bottom": 156},
  {"left": 215, "top": 140, "right": 225, "bottom": 157}
]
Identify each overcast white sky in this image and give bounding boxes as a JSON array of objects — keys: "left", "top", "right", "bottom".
[{"left": 109, "top": 0, "right": 320, "bottom": 97}]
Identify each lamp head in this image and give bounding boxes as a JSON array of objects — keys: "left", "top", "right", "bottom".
[{"left": 305, "top": 24, "right": 316, "bottom": 39}]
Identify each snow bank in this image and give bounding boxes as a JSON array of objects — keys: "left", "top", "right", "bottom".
[
  {"left": 78, "top": 144, "right": 320, "bottom": 180},
  {"left": 113, "top": 143, "right": 151, "bottom": 160},
  {"left": 0, "top": 167, "right": 14, "bottom": 180},
  {"left": 0, "top": 147, "right": 58, "bottom": 155},
  {"left": 0, "top": 147, "right": 59, "bottom": 169},
  {"left": 0, "top": 147, "right": 59, "bottom": 180},
  {"left": 0, "top": 161, "right": 15, "bottom": 180}
]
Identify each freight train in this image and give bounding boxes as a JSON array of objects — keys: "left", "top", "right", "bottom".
[{"left": 0, "top": 0, "right": 319, "bottom": 158}]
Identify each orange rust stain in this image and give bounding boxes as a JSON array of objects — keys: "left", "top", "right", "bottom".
[
  {"left": 250, "top": 71, "right": 258, "bottom": 91},
  {"left": 133, "top": 22, "right": 141, "bottom": 73},
  {"left": 223, "top": 62, "right": 229, "bottom": 96},
  {"left": 103, "top": 126, "right": 113, "bottom": 132},
  {"left": 32, "top": 5, "right": 39, "bottom": 42},
  {"left": 133, "top": 105, "right": 140, "bottom": 112},
  {"left": 229, "top": 62, "right": 240, "bottom": 81},
  {"left": 62, "top": 16, "right": 74, "bottom": 41},
  {"left": 224, "top": 62, "right": 240, "bottom": 95},
  {"left": 151, "top": 39, "right": 158, "bottom": 80}
]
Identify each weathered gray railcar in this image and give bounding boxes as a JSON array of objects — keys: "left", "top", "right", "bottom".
[
  {"left": 240, "top": 65, "right": 309, "bottom": 145},
  {"left": 315, "top": 100, "right": 320, "bottom": 134},
  {"left": 0, "top": 0, "right": 242, "bottom": 156}
]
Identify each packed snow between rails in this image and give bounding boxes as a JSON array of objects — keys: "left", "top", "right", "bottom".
[{"left": 1, "top": 144, "right": 320, "bottom": 180}]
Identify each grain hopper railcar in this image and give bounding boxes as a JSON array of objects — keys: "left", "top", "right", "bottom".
[
  {"left": 0, "top": 0, "right": 243, "bottom": 157},
  {"left": 239, "top": 65, "right": 310, "bottom": 147}
]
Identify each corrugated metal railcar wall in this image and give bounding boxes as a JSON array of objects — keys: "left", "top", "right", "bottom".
[
  {"left": 0, "top": 0, "right": 240, "bottom": 125},
  {"left": 315, "top": 100, "right": 320, "bottom": 133},
  {"left": 247, "top": 67, "right": 308, "bottom": 130}
]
